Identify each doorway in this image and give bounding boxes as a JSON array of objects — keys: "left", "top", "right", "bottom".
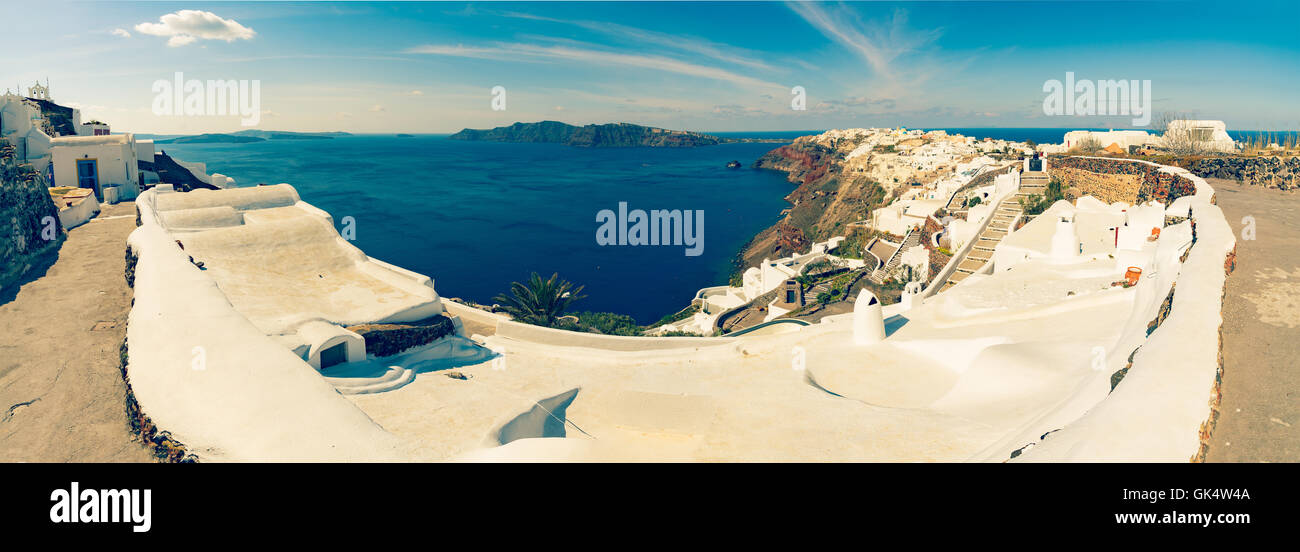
[{"left": 76, "top": 159, "right": 99, "bottom": 200}]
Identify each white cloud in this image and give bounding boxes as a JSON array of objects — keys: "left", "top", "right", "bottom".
[
  {"left": 407, "top": 90, "right": 424, "bottom": 96},
  {"left": 135, "top": 10, "right": 255, "bottom": 47},
  {"left": 369, "top": 104, "right": 386, "bottom": 112},
  {"left": 112, "top": 28, "right": 131, "bottom": 38}
]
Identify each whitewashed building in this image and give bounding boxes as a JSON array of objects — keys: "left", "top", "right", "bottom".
[
  {"left": 51, "top": 134, "right": 142, "bottom": 203},
  {"left": 0, "top": 91, "right": 55, "bottom": 176},
  {"left": 1063, "top": 129, "right": 1155, "bottom": 151},
  {"left": 1161, "top": 120, "right": 1237, "bottom": 152}
]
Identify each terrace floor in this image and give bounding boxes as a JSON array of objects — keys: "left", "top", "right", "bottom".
[{"left": 1204, "top": 178, "right": 1300, "bottom": 462}]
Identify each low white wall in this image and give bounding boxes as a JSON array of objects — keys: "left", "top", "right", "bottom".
[
  {"left": 58, "top": 195, "right": 100, "bottom": 230},
  {"left": 1015, "top": 164, "right": 1233, "bottom": 462},
  {"left": 495, "top": 319, "right": 737, "bottom": 351},
  {"left": 443, "top": 300, "right": 509, "bottom": 332},
  {"left": 126, "top": 189, "right": 406, "bottom": 461}
]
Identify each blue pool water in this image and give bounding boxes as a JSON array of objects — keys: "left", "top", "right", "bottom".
[{"left": 159, "top": 135, "right": 795, "bottom": 323}]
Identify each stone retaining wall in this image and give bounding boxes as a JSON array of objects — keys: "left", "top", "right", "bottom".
[
  {"left": 1052, "top": 166, "right": 1143, "bottom": 204},
  {"left": 1053, "top": 156, "right": 1197, "bottom": 204},
  {"left": 1, "top": 138, "right": 63, "bottom": 291},
  {"left": 346, "top": 315, "right": 457, "bottom": 357}
]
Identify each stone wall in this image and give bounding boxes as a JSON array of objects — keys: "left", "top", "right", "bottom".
[
  {"left": 346, "top": 315, "right": 457, "bottom": 357},
  {"left": 1052, "top": 166, "right": 1143, "bottom": 204},
  {"left": 1, "top": 138, "right": 63, "bottom": 291},
  {"left": 1053, "top": 156, "right": 1197, "bottom": 205},
  {"left": 1189, "top": 156, "right": 1299, "bottom": 190}
]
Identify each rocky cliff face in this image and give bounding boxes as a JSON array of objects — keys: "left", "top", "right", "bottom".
[
  {"left": 738, "top": 138, "right": 889, "bottom": 270},
  {"left": 1, "top": 138, "right": 63, "bottom": 291},
  {"left": 450, "top": 121, "right": 723, "bottom": 147}
]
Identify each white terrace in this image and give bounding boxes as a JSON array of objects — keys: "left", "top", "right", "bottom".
[{"left": 124, "top": 162, "right": 1232, "bottom": 462}]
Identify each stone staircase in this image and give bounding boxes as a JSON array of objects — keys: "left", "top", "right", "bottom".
[
  {"left": 935, "top": 182, "right": 1048, "bottom": 293},
  {"left": 869, "top": 228, "right": 920, "bottom": 284}
]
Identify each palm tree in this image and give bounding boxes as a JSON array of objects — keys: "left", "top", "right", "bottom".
[{"left": 493, "top": 272, "right": 586, "bottom": 326}]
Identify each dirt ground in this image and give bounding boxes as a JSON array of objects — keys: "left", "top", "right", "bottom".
[
  {"left": 1204, "top": 178, "right": 1300, "bottom": 462},
  {"left": 0, "top": 203, "right": 153, "bottom": 462}
]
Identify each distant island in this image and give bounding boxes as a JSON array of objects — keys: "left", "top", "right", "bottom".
[
  {"left": 154, "top": 130, "right": 351, "bottom": 144},
  {"left": 450, "top": 121, "right": 728, "bottom": 148},
  {"left": 235, "top": 130, "right": 351, "bottom": 140},
  {"left": 155, "top": 133, "right": 264, "bottom": 144}
]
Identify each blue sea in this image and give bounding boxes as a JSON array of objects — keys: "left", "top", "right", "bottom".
[
  {"left": 159, "top": 135, "right": 795, "bottom": 323},
  {"left": 156, "top": 127, "right": 1294, "bottom": 323}
]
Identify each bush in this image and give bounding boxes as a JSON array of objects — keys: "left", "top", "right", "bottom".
[
  {"left": 567, "top": 311, "right": 643, "bottom": 336},
  {"left": 1019, "top": 177, "right": 1067, "bottom": 216},
  {"left": 649, "top": 304, "right": 699, "bottom": 328}
]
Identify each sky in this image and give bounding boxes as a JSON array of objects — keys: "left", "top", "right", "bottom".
[{"left": 4, "top": 1, "right": 1299, "bottom": 134}]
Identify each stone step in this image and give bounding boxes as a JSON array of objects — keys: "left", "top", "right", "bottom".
[
  {"left": 967, "top": 249, "right": 992, "bottom": 261},
  {"left": 957, "top": 258, "right": 986, "bottom": 273},
  {"left": 974, "top": 239, "right": 1000, "bottom": 250}
]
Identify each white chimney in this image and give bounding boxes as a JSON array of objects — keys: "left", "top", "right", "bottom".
[{"left": 853, "top": 289, "right": 886, "bottom": 345}]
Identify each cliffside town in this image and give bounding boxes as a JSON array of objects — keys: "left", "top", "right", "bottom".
[{"left": 743, "top": 128, "right": 1027, "bottom": 270}]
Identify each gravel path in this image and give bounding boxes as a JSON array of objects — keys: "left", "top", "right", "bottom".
[
  {"left": 0, "top": 202, "right": 153, "bottom": 462},
  {"left": 1204, "top": 178, "right": 1300, "bottom": 462}
]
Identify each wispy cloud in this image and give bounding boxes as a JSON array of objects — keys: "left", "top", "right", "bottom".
[
  {"left": 787, "top": 2, "right": 941, "bottom": 82},
  {"left": 499, "top": 11, "right": 777, "bottom": 72},
  {"left": 405, "top": 42, "right": 787, "bottom": 91}
]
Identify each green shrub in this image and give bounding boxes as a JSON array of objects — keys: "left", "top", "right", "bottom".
[{"left": 568, "top": 311, "right": 643, "bottom": 336}]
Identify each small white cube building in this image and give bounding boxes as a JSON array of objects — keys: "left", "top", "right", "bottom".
[{"left": 51, "top": 134, "right": 142, "bottom": 203}]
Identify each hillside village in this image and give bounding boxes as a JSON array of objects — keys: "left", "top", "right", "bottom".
[{"left": 0, "top": 82, "right": 235, "bottom": 235}]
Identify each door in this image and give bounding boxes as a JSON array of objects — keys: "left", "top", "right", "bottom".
[{"left": 76, "top": 159, "right": 99, "bottom": 199}]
